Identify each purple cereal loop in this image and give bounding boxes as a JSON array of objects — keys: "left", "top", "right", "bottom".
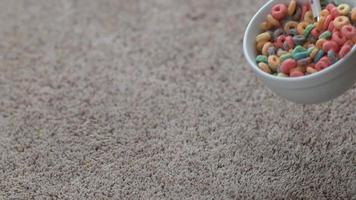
[
  {"left": 287, "top": 28, "right": 298, "bottom": 36},
  {"left": 297, "top": 57, "right": 312, "bottom": 66},
  {"left": 268, "top": 47, "right": 276, "bottom": 55},
  {"left": 273, "top": 28, "right": 284, "bottom": 40}
]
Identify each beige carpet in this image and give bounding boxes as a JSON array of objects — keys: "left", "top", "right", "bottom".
[{"left": 0, "top": 0, "right": 355, "bottom": 199}]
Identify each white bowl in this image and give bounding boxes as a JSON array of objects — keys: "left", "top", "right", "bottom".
[{"left": 243, "top": 0, "right": 356, "bottom": 104}]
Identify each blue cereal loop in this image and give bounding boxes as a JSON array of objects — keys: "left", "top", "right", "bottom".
[
  {"left": 292, "top": 45, "right": 306, "bottom": 54},
  {"left": 293, "top": 51, "right": 309, "bottom": 60},
  {"left": 293, "top": 35, "right": 306, "bottom": 46},
  {"left": 314, "top": 50, "right": 325, "bottom": 63},
  {"left": 287, "top": 29, "right": 299, "bottom": 36},
  {"left": 327, "top": 50, "right": 337, "bottom": 64}
]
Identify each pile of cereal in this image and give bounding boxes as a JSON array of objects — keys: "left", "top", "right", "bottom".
[{"left": 255, "top": 0, "right": 356, "bottom": 77}]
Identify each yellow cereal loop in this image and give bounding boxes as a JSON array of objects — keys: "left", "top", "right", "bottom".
[
  {"left": 258, "top": 63, "right": 272, "bottom": 74},
  {"left": 267, "top": 14, "right": 280, "bottom": 27},
  {"left": 262, "top": 42, "right": 273, "bottom": 55},
  {"left": 310, "top": 48, "right": 319, "bottom": 58},
  {"left": 284, "top": 21, "right": 299, "bottom": 32},
  {"left": 288, "top": 0, "right": 297, "bottom": 16},
  {"left": 277, "top": 73, "right": 288, "bottom": 77},
  {"left": 333, "top": 16, "right": 350, "bottom": 29},
  {"left": 297, "top": 22, "right": 309, "bottom": 34},
  {"left": 256, "top": 32, "right": 272, "bottom": 43},
  {"left": 316, "top": 39, "right": 326, "bottom": 49},
  {"left": 260, "top": 21, "right": 273, "bottom": 31},
  {"left": 304, "top": 11, "right": 314, "bottom": 23},
  {"left": 277, "top": 49, "right": 288, "bottom": 56},
  {"left": 256, "top": 41, "right": 266, "bottom": 52},
  {"left": 320, "top": 9, "right": 329, "bottom": 18},
  {"left": 337, "top": 4, "right": 351, "bottom": 16},
  {"left": 306, "top": 67, "right": 318, "bottom": 74},
  {"left": 268, "top": 55, "right": 280, "bottom": 71}
]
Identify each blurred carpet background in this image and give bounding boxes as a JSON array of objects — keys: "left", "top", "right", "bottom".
[{"left": 0, "top": 0, "right": 355, "bottom": 199}]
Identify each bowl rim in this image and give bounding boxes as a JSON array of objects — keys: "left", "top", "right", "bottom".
[{"left": 243, "top": 0, "right": 356, "bottom": 84}]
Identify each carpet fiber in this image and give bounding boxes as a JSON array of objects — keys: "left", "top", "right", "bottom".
[{"left": 0, "top": 0, "right": 355, "bottom": 199}]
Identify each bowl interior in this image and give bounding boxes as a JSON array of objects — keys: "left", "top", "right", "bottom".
[{"left": 243, "top": 0, "right": 356, "bottom": 88}]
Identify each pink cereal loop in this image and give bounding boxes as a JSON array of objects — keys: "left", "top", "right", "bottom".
[
  {"left": 322, "top": 41, "right": 340, "bottom": 53},
  {"left": 341, "top": 25, "right": 356, "bottom": 39},
  {"left": 272, "top": 4, "right": 288, "bottom": 20}
]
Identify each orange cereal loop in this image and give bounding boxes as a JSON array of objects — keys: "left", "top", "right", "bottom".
[
  {"left": 299, "top": 66, "right": 307, "bottom": 73},
  {"left": 303, "top": 42, "right": 311, "bottom": 48},
  {"left": 260, "top": 21, "right": 273, "bottom": 31},
  {"left": 284, "top": 21, "right": 299, "bottom": 32},
  {"left": 297, "top": 22, "right": 309, "bottom": 34},
  {"left": 316, "top": 39, "right": 326, "bottom": 49},
  {"left": 267, "top": 14, "right": 280, "bottom": 27},
  {"left": 304, "top": 11, "right": 314, "bottom": 23},
  {"left": 290, "top": 66, "right": 305, "bottom": 74},
  {"left": 333, "top": 16, "right": 350, "bottom": 30},
  {"left": 256, "top": 41, "right": 265, "bottom": 52},
  {"left": 268, "top": 55, "right": 280, "bottom": 71},
  {"left": 288, "top": 0, "right": 297, "bottom": 16},
  {"left": 320, "top": 9, "right": 329, "bottom": 18},
  {"left": 351, "top": 8, "right": 356, "bottom": 22},
  {"left": 316, "top": 17, "right": 326, "bottom": 31},
  {"left": 262, "top": 42, "right": 273, "bottom": 56}
]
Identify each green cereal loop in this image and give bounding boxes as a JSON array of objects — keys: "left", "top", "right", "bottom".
[
  {"left": 314, "top": 50, "right": 324, "bottom": 63},
  {"left": 280, "top": 53, "right": 293, "bottom": 62},
  {"left": 307, "top": 47, "right": 314, "bottom": 55},
  {"left": 333, "top": 0, "right": 342, "bottom": 6},
  {"left": 292, "top": 45, "right": 306, "bottom": 54},
  {"left": 327, "top": 50, "right": 337, "bottom": 63},
  {"left": 256, "top": 55, "right": 268, "bottom": 64},
  {"left": 319, "top": 31, "right": 332, "bottom": 40},
  {"left": 293, "top": 51, "right": 309, "bottom": 60},
  {"left": 303, "top": 24, "right": 315, "bottom": 38}
]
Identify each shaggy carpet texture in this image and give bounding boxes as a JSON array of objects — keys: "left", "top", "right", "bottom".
[{"left": 0, "top": 0, "right": 355, "bottom": 199}]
